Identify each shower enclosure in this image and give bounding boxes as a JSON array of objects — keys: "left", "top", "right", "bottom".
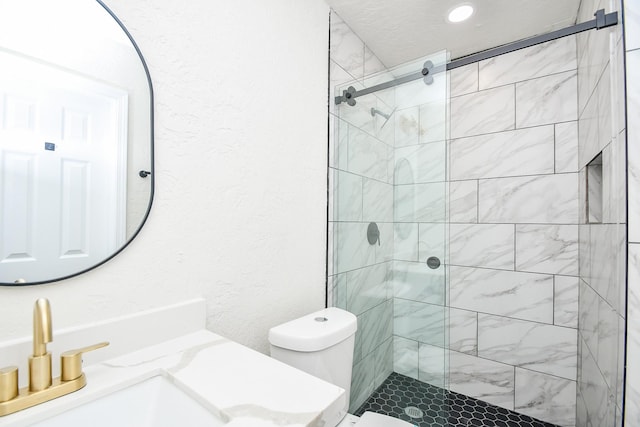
[{"left": 328, "top": 4, "right": 627, "bottom": 427}]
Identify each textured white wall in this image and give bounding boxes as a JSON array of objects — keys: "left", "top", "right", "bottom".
[{"left": 0, "top": 0, "right": 329, "bottom": 354}]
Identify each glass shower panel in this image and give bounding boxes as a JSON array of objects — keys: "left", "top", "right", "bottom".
[{"left": 329, "top": 49, "right": 449, "bottom": 425}]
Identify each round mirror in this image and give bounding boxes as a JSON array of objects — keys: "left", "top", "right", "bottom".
[{"left": 0, "top": 0, "right": 154, "bottom": 285}]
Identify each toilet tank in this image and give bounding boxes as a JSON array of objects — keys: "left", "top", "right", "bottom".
[{"left": 268, "top": 308, "right": 357, "bottom": 406}]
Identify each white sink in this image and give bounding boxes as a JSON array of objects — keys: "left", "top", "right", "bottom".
[{"left": 31, "top": 375, "right": 228, "bottom": 427}]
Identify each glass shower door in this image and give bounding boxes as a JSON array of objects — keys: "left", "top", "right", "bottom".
[{"left": 328, "top": 49, "right": 449, "bottom": 425}]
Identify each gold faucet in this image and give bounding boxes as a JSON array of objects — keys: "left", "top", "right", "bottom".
[{"left": 0, "top": 299, "right": 109, "bottom": 416}]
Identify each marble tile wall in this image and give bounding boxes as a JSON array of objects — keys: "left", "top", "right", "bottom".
[
  {"left": 575, "top": 0, "right": 628, "bottom": 426},
  {"left": 327, "top": 10, "right": 395, "bottom": 413},
  {"left": 391, "top": 34, "right": 580, "bottom": 427}
]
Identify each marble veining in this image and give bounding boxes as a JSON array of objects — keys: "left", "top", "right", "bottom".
[
  {"left": 393, "top": 299, "right": 445, "bottom": 347},
  {"left": 335, "top": 170, "right": 362, "bottom": 221},
  {"left": 514, "top": 368, "right": 576, "bottom": 427},
  {"left": 449, "top": 223, "right": 515, "bottom": 270},
  {"left": 395, "top": 141, "right": 446, "bottom": 184},
  {"left": 477, "top": 314, "right": 577, "bottom": 380},
  {"left": 449, "top": 180, "right": 478, "bottom": 223},
  {"left": 354, "top": 299, "right": 393, "bottom": 362},
  {"left": 346, "top": 262, "right": 390, "bottom": 316},
  {"left": 450, "top": 63, "right": 478, "bottom": 97},
  {"left": 394, "top": 182, "right": 446, "bottom": 223},
  {"left": 478, "top": 173, "right": 579, "bottom": 224},
  {"left": 516, "top": 71, "right": 578, "bottom": 128},
  {"left": 555, "top": 122, "right": 579, "bottom": 173},
  {"left": 329, "top": 11, "right": 363, "bottom": 81},
  {"left": 362, "top": 178, "right": 392, "bottom": 222},
  {"left": 479, "top": 36, "right": 577, "bottom": 90},
  {"left": 515, "top": 224, "right": 579, "bottom": 275},
  {"left": 347, "top": 127, "right": 392, "bottom": 183},
  {"left": 449, "top": 266, "right": 553, "bottom": 323},
  {"left": 553, "top": 276, "right": 579, "bottom": 328},
  {"left": 393, "top": 336, "right": 419, "bottom": 380},
  {"left": 450, "top": 85, "right": 515, "bottom": 139},
  {"left": 449, "top": 308, "right": 478, "bottom": 355},
  {"left": 417, "top": 343, "right": 446, "bottom": 388},
  {"left": 392, "top": 260, "right": 444, "bottom": 305},
  {"left": 448, "top": 350, "right": 515, "bottom": 410},
  {"left": 450, "top": 126, "right": 555, "bottom": 180}
]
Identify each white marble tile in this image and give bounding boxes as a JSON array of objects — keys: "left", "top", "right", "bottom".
[
  {"left": 394, "top": 107, "right": 420, "bottom": 148},
  {"left": 449, "top": 180, "right": 478, "bottom": 223},
  {"left": 576, "top": 391, "right": 588, "bottom": 427},
  {"left": 394, "top": 223, "right": 418, "bottom": 262},
  {"left": 392, "top": 260, "right": 445, "bottom": 306},
  {"left": 450, "top": 126, "right": 555, "bottom": 180},
  {"left": 628, "top": 51, "right": 640, "bottom": 242},
  {"left": 590, "top": 224, "right": 621, "bottom": 309},
  {"left": 449, "top": 308, "right": 477, "bottom": 355},
  {"left": 516, "top": 71, "right": 578, "bottom": 128},
  {"left": 329, "top": 11, "right": 363, "bottom": 80},
  {"left": 335, "top": 222, "right": 376, "bottom": 273},
  {"left": 349, "top": 352, "right": 374, "bottom": 413},
  {"left": 450, "top": 63, "right": 478, "bottom": 97},
  {"left": 555, "top": 121, "right": 579, "bottom": 173},
  {"left": 394, "top": 182, "right": 446, "bottom": 223},
  {"left": 419, "top": 99, "right": 447, "bottom": 144},
  {"left": 393, "top": 336, "right": 419, "bottom": 380},
  {"left": 449, "top": 224, "right": 515, "bottom": 269},
  {"left": 417, "top": 223, "right": 445, "bottom": 266},
  {"left": 335, "top": 170, "right": 362, "bottom": 221},
  {"left": 450, "top": 85, "right": 515, "bottom": 139},
  {"left": 603, "top": 133, "right": 627, "bottom": 224},
  {"left": 625, "top": 245, "right": 640, "bottom": 423},
  {"left": 330, "top": 273, "right": 347, "bottom": 310},
  {"left": 597, "top": 297, "right": 618, "bottom": 391},
  {"left": 554, "top": 275, "right": 579, "bottom": 328},
  {"left": 597, "top": 63, "right": 613, "bottom": 151},
  {"left": 449, "top": 266, "right": 553, "bottom": 323},
  {"left": 579, "top": 336, "right": 610, "bottom": 426},
  {"left": 515, "top": 224, "right": 579, "bottom": 275},
  {"left": 363, "top": 46, "right": 386, "bottom": 77},
  {"left": 514, "top": 368, "right": 576, "bottom": 426},
  {"left": 373, "top": 337, "right": 393, "bottom": 388},
  {"left": 362, "top": 179, "right": 392, "bottom": 223},
  {"left": 346, "top": 263, "right": 390, "bottom": 316},
  {"left": 477, "top": 314, "right": 577, "bottom": 380},
  {"left": 479, "top": 35, "right": 577, "bottom": 90},
  {"left": 449, "top": 350, "right": 515, "bottom": 410},
  {"left": 347, "top": 127, "right": 391, "bottom": 183},
  {"left": 395, "top": 141, "right": 445, "bottom": 184},
  {"left": 625, "top": 0, "right": 640, "bottom": 50},
  {"left": 418, "top": 343, "right": 446, "bottom": 388},
  {"left": 478, "top": 173, "right": 579, "bottom": 224},
  {"left": 354, "top": 299, "right": 393, "bottom": 362},
  {"left": 579, "top": 279, "right": 600, "bottom": 358},
  {"left": 578, "top": 87, "right": 601, "bottom": 169},
  {"left": 393, "top": 299, "right": 445, "bottom": 347}
]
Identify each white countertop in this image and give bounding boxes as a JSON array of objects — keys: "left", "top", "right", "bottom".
[{"left": 0, "top": 306, "right": 346, "bottom": 427}]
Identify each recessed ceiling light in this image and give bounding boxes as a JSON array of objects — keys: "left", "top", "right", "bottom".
[{"left": 447, "top": 4, "right": 474, "bottom": 23}]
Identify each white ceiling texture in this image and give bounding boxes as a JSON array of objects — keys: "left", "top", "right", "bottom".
[{"left": 325, "top": 0, "right": 583, "bottom": 68}]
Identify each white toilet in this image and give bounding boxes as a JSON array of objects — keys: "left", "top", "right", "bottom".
[{"left": 268, "top": 307, "right": 415, "bottom": 427}]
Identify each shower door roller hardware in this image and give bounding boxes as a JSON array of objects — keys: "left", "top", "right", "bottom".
[
  {"left": 422, "top": 60, "right": 434, "bottom": 85},
  {"left": 367, "top": 222, "right": 380, "bottom": 246},
  {"left": 339, "top": 86, "right": 357, "bottom": 106},
  {"left": 426, "top": 256, "right": 440, "bottom": 269}
]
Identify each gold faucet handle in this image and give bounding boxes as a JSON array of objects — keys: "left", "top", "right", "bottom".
[
  {"left": 0, "top": 367, "right": 18, "bottom": 403},
  {"left": 60, "top": 342, "right": 109, "bottom": 382}
]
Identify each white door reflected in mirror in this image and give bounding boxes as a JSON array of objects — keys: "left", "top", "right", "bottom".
[{"left": 0, "top": 0, "right": 153, "bottom": 285}]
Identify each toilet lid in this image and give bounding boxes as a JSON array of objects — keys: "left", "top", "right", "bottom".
[{"left": 356, "top": 412, "right": 416, "bottom": 427}]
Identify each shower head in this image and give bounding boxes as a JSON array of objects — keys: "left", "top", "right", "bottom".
[{"left": 371, "top": 106, "right": 398, "bottom": 129}]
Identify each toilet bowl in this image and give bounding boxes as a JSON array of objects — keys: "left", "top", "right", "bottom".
[{"left": 268, "top": 307, "right": 415, "bottom": 427}]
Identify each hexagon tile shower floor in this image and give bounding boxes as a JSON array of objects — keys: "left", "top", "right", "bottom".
[{"left": 354, "top": 373, "right": 559, "bottom": 427}]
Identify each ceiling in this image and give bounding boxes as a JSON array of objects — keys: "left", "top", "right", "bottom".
[{"left": 325, "top": 0, "right": 583, "bottom": 68}]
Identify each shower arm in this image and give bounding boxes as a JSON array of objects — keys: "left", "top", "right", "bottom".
[{"left": 335, "top": 9, "right": 618, "bottom": 106}]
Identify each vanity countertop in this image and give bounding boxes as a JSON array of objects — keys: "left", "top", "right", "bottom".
[{"left": 0, "top": 329, "right": 346, "bottom": 427}]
